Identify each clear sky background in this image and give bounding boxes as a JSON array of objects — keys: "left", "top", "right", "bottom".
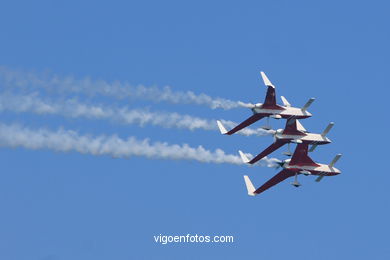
[{"left": 0, "top": 1, "right": 389, "bottom": 259}]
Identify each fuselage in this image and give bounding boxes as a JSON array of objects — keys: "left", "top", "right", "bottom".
[
  {"left": 252, "top": 104, "right": 312, "bottom": 119},
  {"left": 282, "top": 159, "right": 341, "bottom": 176},
  {"left": 275, "top": 131, "right": 331, "bottom": 145}
]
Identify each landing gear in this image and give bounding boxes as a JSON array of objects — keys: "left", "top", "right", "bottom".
[
  {"left": 291, "top": 173, "right": 301, "bottom": 187},
  {"left": 261, "top": 117, "right": 272, "bottom": 130},
  {"left": 282, "top": 143, "right": 292, "bottom": 156}
]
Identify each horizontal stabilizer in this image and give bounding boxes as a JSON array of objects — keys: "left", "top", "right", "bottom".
[
  {"left": 260, "top": 71, "right": 274, "bottom": 88},
  {"left": 329, "top": 154, "right": 342, "bottom": 167},
  {"left": 322, "top": 122, "right": 334, "bottom": 136},
  {"left": 281, "top": 96, "right": 291, "bottom": 107},
  {"left": 302, "top": 98, "right": 315, "bottom": 112},
  {"left": 309, "top": 144, "right": 318, "bottom": 152},
  {"left": 238, "top": 150, "right": 250, "bottom": 164},
  {"left": 216, "top": 120, "right": 228, "bottom": 135},
  {"left": 315, "top": 175, "right": 324, "bottom": 182},
  {"left": 243, "top": 175, "right": 256, "bottom": 196}
]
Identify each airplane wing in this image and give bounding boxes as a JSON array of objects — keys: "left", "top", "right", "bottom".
[
  {"left": 289, "top": 143, "right": 319, "bottom": 166},
  {"left": 254, "top": 169, "right": 295, "bottom": 195},
  {"left": 248, "top": 140, "right": 288, "bottom": 164},
  {"left": 225, "top": 114, "right": 265, "bottom": 135}
]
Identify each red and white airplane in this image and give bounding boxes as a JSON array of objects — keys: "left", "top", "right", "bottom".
[
  {"left": 217, "top": 71, "right": 315, "bottom": 135},
  {"left": 241, "top": 143, "right": 342, "bottom": 196},
  {"left": 236, "top": 118, "right": 334, "bottom": 164}
]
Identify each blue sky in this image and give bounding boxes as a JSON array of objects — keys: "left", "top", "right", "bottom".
[{"left": 0, "top": 0, "right": 389, "bottom": 259}]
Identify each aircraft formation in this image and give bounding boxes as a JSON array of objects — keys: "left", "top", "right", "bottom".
[{"left": 217, "top": 72, "right": 342, "bottom": 196}]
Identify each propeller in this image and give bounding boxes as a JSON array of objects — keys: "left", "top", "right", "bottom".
[{"left": 274, "top": 160, "right": 285, "bottom": 169}]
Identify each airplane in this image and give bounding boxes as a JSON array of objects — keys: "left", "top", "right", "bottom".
[
  {"left": 241, "top": 143, "right": 341, "bottom": 196},
  {"left": 217, "top": 71, "right": 315, "bottom": 135},
  {"left": 235, "top": 118, "right": 334, "bottom": 164}
]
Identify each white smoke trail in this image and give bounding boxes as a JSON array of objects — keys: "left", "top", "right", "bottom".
[
  {"left": 0, "top": 123, "right": 279, "bottom": 167},
  {"left": 0, "top": 67, "right": 246, "bottom": 110},
  {"left": 0, "top": 93, "right": 272, "bottom": 136}
]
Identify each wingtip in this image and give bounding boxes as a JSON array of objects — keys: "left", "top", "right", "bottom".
[
  {"left": 260, "top": 71, "right": 274, "bottom": 88},
  {"left": 238, "top": 150, "right": 250, "bottom": 164},
  {"left": 216, "top": 120, "right": 228, "bottom": 135},
  {"left": 302, "top": 97, "right": 316, "bottom": 112},
  {"left": 243, "top": 175, "right": 256, "bottom": 196}
]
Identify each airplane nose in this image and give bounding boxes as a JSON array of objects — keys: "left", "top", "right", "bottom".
[{"left": 330, "top": 169, "right": 341, "bottom": 175}]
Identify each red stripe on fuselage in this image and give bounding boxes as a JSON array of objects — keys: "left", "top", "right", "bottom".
[{"left": 286, "top": 168, "right": 340, "bottom": 176}]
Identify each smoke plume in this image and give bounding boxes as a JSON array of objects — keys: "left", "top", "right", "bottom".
[
  {"left": 0, "top": 123, "right": 279, "bottom": 167},
  {"left": 0, "top": 67, "right": 247, "bottom": 110},
  {"left": 0, "top": 93, "right": 272, "bottom": 136}
]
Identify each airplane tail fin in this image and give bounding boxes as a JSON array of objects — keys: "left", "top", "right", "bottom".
[
  {"left": 243, "top": 175, "right": 256, "bottom": 196},
  {"left": 290, "top": 143, "right": 319, "bottom": 166},
  {"left": 321, "top": 122, "right": 335, "bottom": 136},
  {"left": 260, "top": 72, "right": 283, "bottom": 109},
  {"left": 296, "top": 120, "right": 307, "bottom": 132},
  {"left": 301, "top": 98, "right": 315, "bottom": 112},
  {"left": 260, "top": 71, "right": 274, "bottom": 88},
  {"left": 282, "top": 118, "right": 306, "bottom": 136},
  {"left": 280, "top": 96, "right": 291, "bottom": 107},
  {"left": 216, "top": 120, "right": 228, "bottom": 135}
]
